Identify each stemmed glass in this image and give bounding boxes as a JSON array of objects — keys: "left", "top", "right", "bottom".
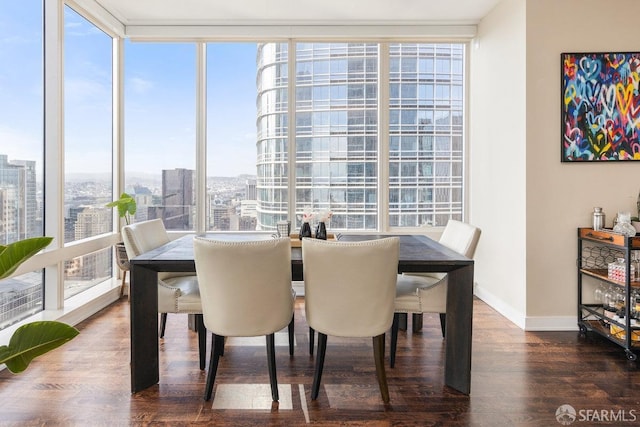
[{"left": 594, "top": 283, "right": 605, "bottom": 303}]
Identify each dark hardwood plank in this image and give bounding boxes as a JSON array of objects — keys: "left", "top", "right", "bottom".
[{"left": 0, "top": 297, "right": 638, "bottom": 426}]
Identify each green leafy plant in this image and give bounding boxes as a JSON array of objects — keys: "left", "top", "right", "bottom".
[
  {"left": 106, "top": 192, "right": 137, "bottom": 225},
  {"left": 0, "top": 237, "right": 79, "bottom": 373}
]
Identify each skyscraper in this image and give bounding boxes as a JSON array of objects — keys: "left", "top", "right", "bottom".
[
  {"left": 0, "top": 154, "right": 39, "bottom": 244},
  {"left": 245, "top": 178, "right": 257, "bottom": 200},
  {"left": 160, "top": 168, "right": 195, "bottom": 230},
  {"left": 256, "top": 43, "right": 464, "bottom": 230}
]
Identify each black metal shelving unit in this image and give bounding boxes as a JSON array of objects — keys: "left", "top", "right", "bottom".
[{"left": 577, "top": 228, "right": 640, "bottom": 361}]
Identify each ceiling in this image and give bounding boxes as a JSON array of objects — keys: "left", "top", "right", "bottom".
[{"left": 84, "top": 0, "right": 502, "bottom": 26}]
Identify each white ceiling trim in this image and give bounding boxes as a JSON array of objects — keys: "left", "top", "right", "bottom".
[
  {"left": 66, "top": 0, "right": 125, "bottom": 36},
  {"left": 126, "top": 24, "right": 477, "bottom": 42}
]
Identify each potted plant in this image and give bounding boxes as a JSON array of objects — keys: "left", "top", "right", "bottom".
[
  {"left": 0, "top": 237, "right": 79, "bottom": 373},
  {"left": 106, "top": 193, "right": 137, "bottom": 296}
]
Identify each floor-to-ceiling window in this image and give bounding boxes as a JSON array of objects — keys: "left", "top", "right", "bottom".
[
  {"left": 0, "top": 0, "right": 45, "bottom": 329},
  {"left": 388, "top": 43, "right": 464, "bottom": 227},
  {"left": 292, "top": 43, "right": 379, "bottom": 230},
  {"left": 257, "top": 42, "right": 465, "bottom": 231},
  {"left": 1, "top": 2, "right": 468, "bottom": 333},
  {"left": 124, "top": 42, "right": 196, "bottom": 231},
  {"left": 206, "top": 43, "right": 270, "bottom": 231},
  {"left": 63, "top": 5, "right": 113, "bottom": 299}
]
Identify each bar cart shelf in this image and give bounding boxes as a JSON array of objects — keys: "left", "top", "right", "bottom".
[{"left": 577, "top": 228, "right": 640, "bottom": 361}]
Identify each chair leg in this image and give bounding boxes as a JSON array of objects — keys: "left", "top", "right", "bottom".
[
  {"left": 204, "top": 334, "right": 225, "bottom": 401},
  {"left": 439, "top": 313, "right": 446, "bottom": 338},
  {"left": 412, "top": 313, "right": 423, "bottom": 332},
  {"left": 266, "top": 333, "right": 279, "bottom": 401},
  {"left": 309, "top": 327, "right": 315, "bottom": 356},
  {"left": 196, "top": 314, "right": 206, "bottom": 370},
  {"left": 120, "top": 270, "right": 127, "bottom": 298},
  {"left": 398, "top": 313, "right": 407, "bottom": 331},
  {"left": 159, "top": 313, "right": 168, "bottom": 338},
  {"left": 390, "top": 313, "right": 400, "bottom": 368},
  {"left": 311, "top": 332, "right": 327, "bottom": 400},
  {"left": 373, "top": 334, "right": 390, "bottom": 403},
  {"left": 288, "top": 314, "right": 295, "bottom": 356}
]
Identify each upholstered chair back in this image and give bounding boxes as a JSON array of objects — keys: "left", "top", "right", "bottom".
[
  {"left": 302, "top": 237, "right": 400, "bottom": 338},
  {"left": 193, "top": 237, "right": 293, "bottom": 337}
]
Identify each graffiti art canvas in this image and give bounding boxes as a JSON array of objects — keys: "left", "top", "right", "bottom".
[{"left": 561, "top": 52, "right": 640, "bottom": 162}]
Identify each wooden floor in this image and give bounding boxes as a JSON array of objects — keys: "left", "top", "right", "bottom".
[{"left": 1, "top": 297, "right": 640, "bottom": 426}]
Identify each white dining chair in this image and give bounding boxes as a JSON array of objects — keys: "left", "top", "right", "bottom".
[
  {"left": 390, "top": 219, "right": 481, "bottom": 368},
  {"left": 122, "top": 219, "right": 206, "bottom": 370},
  {"left": 302, "top": 237, "right": 399, "bottom": 403},
  {"left": 193, "top": 236, "right": 295, "bottom": 402}
]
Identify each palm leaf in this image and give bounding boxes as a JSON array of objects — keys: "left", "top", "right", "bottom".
[
  {"left": 0, "top": 321, "right": 79, "bottom": 373},
  {"left": 0, "top": 237, "right": 53, "bottom": 280}
]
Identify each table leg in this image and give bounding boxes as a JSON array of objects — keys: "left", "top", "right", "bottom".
[
  {"left": 444, "top": 263, "right": 473, "bottom": 395},
  {"left": 130, "top": 264, "right": 159, "bottom": 393}
]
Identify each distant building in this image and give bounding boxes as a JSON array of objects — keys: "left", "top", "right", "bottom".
[
  {"left": 238, "top": 215, "right": 257, "bottom": 231},
  {"left": 132, "top": 185, "right": 153, "bottom": 222},
  {"left": 210, "top": 204, "right": 232, "bottom": 230},
  {"left": 245, "top": 179, "right": 257, "bottom": 200},
  {"left": 0, "top": 154, "right": 38, "bottom": 243},
  {"left": 256, "top": 43, "right": 464, "bottom": 229},
  {"left": 0, "top": 273, "right": 42, "bottom": 329},
  {"left": 240, "top": 199, "right": 257, "bottom": 218},
  {"left": 65, "top": 207, "right": 112, "bottom": 282},
  {"left": 161, "top": 168, "right": 194, "bottom": 230}
]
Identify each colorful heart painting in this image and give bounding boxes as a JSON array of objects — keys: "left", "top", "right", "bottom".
[{"left": 561, "top": 52, "right": 640, "bottom": 161}]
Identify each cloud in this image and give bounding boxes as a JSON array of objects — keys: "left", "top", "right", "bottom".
[
  {"left": 128, "top": 76, "right": 154, "bottom": 94},
  {"left": 65, "top": 77, "right": 110, "bottom": 103}
]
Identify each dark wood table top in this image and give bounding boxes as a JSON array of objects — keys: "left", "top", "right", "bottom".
[{"left": 129, "top": 232, "right": 472, "bottom": 275}]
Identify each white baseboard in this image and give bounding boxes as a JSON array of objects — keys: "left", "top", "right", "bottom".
[
  {"left": 524, "top": 315, "right": 578, "bottom": 331},
  {"left": 474, "top": 284, "right": 578, "bottom": 331},
  {"left": 474, "top": 284, "right": 526, "bottom": 329}
]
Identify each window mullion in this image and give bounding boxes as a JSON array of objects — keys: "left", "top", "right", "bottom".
[
  {"left": 196, "top": 42, "right": 207, "bottom": 233},
  {"left": 287, "top": 40, "right": 296, "bottom": 223},
  {"left": 378, "top": 43, "right": 390, "bottom": 232},
  {"left": 44, "top": 0, "right": 65, "bottom": 310}
]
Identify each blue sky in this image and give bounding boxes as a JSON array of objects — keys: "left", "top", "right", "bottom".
[{"left": 0, "top": 2, "right": 258, "bottom": 177}]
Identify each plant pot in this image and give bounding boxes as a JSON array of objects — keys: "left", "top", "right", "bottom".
[
  {"left": 115, "top": 242, "right": 130, "bottom": 298},
  {"left": 115, "top": 242, "right": 130, "bottom": 271}
]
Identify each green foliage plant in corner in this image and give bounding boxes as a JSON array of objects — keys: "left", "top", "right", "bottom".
[
  {"left": 0, "top": 237, "right": 79, "bottom": 373},
  {"left": 106, "top": 192, "right": 137, "bottom": 225}
]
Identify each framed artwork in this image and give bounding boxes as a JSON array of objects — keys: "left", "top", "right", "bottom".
[{"left": 561, "top": 52, "right": 640, "bottom": 162}]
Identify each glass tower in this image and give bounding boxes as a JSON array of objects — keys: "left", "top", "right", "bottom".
[{"left": 256, "top": 43, "right": 464, "bottom": 231}]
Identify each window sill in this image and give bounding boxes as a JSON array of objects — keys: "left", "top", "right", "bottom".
[{"left": 0, "top": 278, "right": 122, "bottom": 348}]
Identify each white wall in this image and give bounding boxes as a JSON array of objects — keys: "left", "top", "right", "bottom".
[
  {"left": 471, "top": 0, "right": 640, "bottom": 330},
  {"left": 470, "top": 0, "right": 528, "bottom": 328}
]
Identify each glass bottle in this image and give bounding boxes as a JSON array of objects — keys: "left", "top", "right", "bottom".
[
  {"left": 603, "top": 286, "right": 617, "bottom": 323},
  {"left": 594, "top": 283, "right": 605, "bottom": 303}
]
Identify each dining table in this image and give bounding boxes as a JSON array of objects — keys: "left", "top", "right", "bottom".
[{"left": 128, "top": 232, "right": 475, "bottom": 395}]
